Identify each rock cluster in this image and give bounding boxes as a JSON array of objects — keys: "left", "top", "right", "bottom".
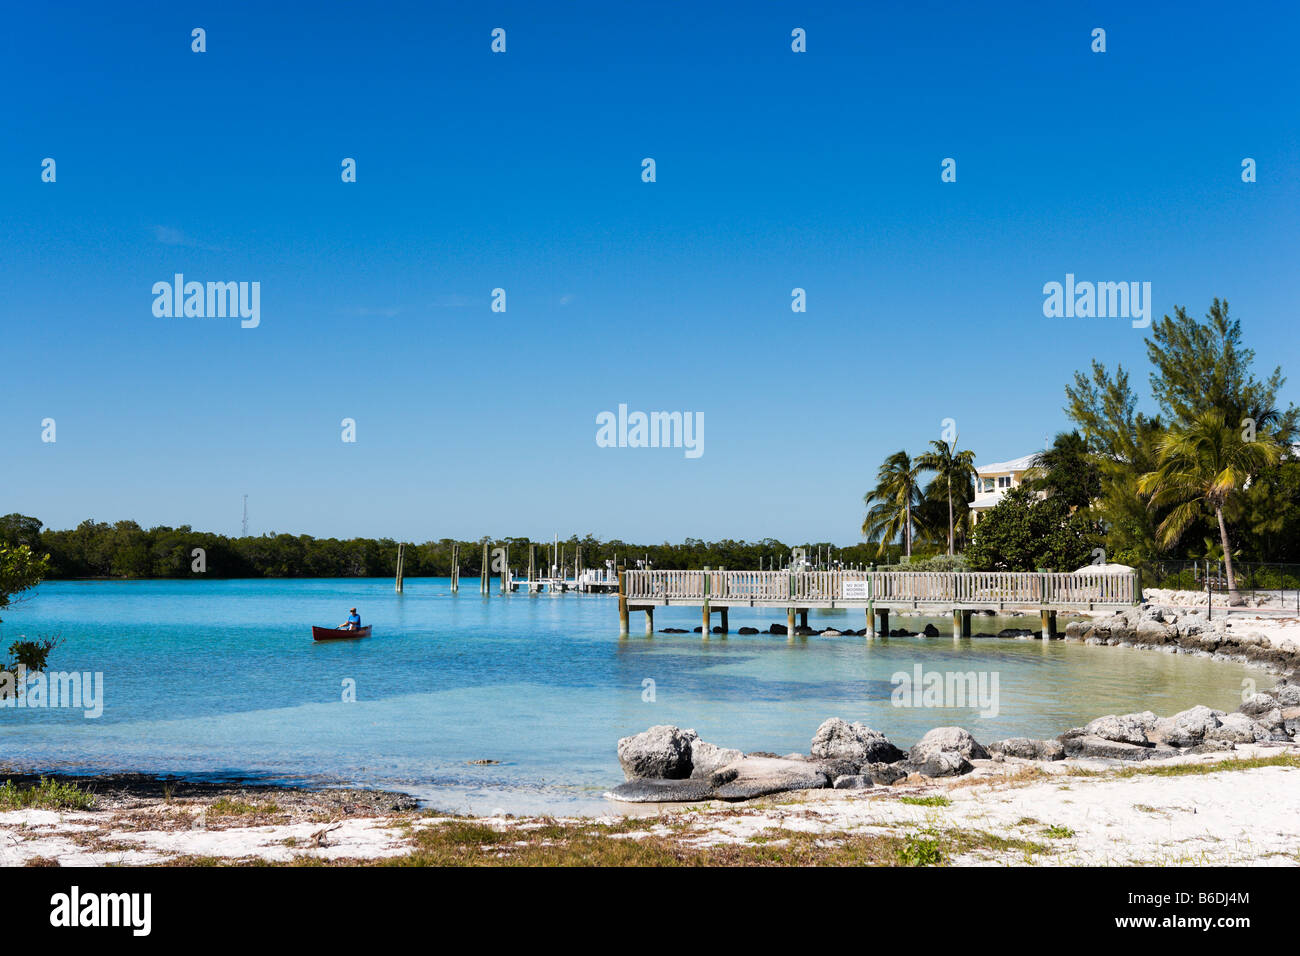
[
  {"left": 1058, "top": 691, "right": 1299, "bottom": 760},
  {"left": 606, "top": 667, "right": 1300, "bottom": 802},
  {"left": 606, "top": 719, "right": 1018, "bottom": 803},
  {"left": 1064, "top": 604, "right": 1300, "bottom": 673}
]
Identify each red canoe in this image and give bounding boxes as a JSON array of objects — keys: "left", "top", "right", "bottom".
[{"left": 312, "top": 625, "right": 372, "bottom": 641}]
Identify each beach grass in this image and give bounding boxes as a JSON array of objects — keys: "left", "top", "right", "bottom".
[
  {"left": 898, "top": 794, "right": 952, "bottom": 807},
  {"left": 0, "top": 776, "right": 95, "bottom": 811},
  {"left": 1110, "top": 752, "right": 1300, "bottom": 778}
]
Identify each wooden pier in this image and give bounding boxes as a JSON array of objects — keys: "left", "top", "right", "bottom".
[{"left": 617, "top": 567, "right": 1140, "bottom": 638}]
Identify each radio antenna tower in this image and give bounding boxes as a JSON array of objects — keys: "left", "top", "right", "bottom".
[{"left": 242, "top": 495, "right": 249, "bottom": 536}]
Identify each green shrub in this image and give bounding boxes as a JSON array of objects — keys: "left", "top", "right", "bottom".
[
  {"left": 0, "top": 777, "right": 94, "bottom": 811},
  {"left": 897, "top": 830, "right": 945, "bottom": 866}
]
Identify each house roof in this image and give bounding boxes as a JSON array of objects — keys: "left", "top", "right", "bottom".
[{"left": 975, "top": 453, "right": 1039, "bottom": 475}]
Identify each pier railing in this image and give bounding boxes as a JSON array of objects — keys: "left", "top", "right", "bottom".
[{"left": 624, "top": 569, "right": 1138, "bottom": 608}]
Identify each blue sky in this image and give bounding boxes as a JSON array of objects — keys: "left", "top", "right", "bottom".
[{"left": 3, "top": 1, "right": 1297, "bottom": 544}]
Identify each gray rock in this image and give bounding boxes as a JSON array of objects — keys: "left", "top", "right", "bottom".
[
  {"left": 832, "top": 774, "right": 874, "bottom": 790},
  {"left": 1273, "top": 684, "right": 1300, "bottom": 707},
  {"left": 1206, "top": 712, "right": 1269, "bottom": 744},
  {"left": 617, "top": 725, "right": 698, "bottom": 780},
  {"left": 1065, "top": 735, "right": 1161, "bottom": 760},
  {"left": 1255, "top": 708, "right": 1286, "bottom": 732},
  {"left": 1187, "top": 739, "right": 1237, "bottom": 754},
  {"left": 921, "top": 624, "right": 940, "bottom": 637},
  {"left": 605, "top": 777, "right": 717, "bottom": 803},
  {"left": 689, "top": 740, "right": 743, "bottom": 779},
  {"left": 821, "top": 629, "right": 844, "bottom": 637},
  {"left": 1239, "top": 693, "right": 1277, "bottom": 717},
  {"left": 711, "top": 756, "right": 829, "bottom": 800},
  {"left": 1158, "top": 705, "right": 1223, "bottom": 747},
  {"left": 918, "top": 751, "right": 974, "bottom": 777},
  {"left": 998, "top": 628, "right": 1034, "bottom": 638},
  {"left": 1281, "top": 706, "right": 1300, "bottom": 737},
  {"left": 1134, "top": 619, "right": 1174, "bottom": 642},
  {"left": 909, "top": 726, "right": 990, "bottom": 763},
  {"left": 808, "top": 757, "right": 861, "bottom": 782},
  {"left": 1083, "top": 712, "right": 1156, "bottom": 745},
  {"left": 987, "top": 737, "right": 1065, "bottom": 761},
  {"left": 708, "top": 766, "right": 740, "bottom": 787},
  {"left": 862, "top": 762, "right": 909, "bottom": 785},
  {"left": 736, "top": 626, "right": 759, "bottom": 634},
  {"left": 810, "top": 718, "right": 906, "bottom": 764}
]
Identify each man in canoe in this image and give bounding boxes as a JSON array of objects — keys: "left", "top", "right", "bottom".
[{"left": 340, "top": 607, "right": 361, "bottom": 630}]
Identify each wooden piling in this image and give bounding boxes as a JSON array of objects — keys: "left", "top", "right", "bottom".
[
  {"left": 867, "top": 568, "right": 874, "bottom": 638},
  {"left": 617, "top": 564, "right": 628, "bottom": 636},
  {"left": 481, "top": 541, "right": 489, "bottom": 595},
  {"left": 644, "top": 606, "right": 653, "bottom": 636},
  {"left": 1041, "top": 609, "right": 1056, "bottom": 640},
  {"left": 702, "top": 565, "right": 711, "bottom": 638},
  {"left": 719, "top": 607, "right": 728, "bottom": 633},
  {"left": 450, "top": 542, "right": 459, "bottom": 592},
  {"left": 395, "top": 542, "right": 405, "bottom": 593}
]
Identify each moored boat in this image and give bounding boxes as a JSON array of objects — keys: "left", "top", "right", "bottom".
[{"left": 312, "top": 625, "right": 372, "bottom": 641}]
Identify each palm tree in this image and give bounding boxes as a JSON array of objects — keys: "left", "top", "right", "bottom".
[
  {"left": 1027, "top": 430, "right": 1101, "bottom": 510},
  {"left": 1137, "top": 408, "right": 1282, "bottom": 605},
  {"left": 915, "top": 439, "right": 977, "bottom": 556},
  {"left": 862, "top": 451, "right": 926, "bottom": 560}
]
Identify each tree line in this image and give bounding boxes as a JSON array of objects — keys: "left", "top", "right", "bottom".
[
  {"left": 0, "top": 517, "right": 907, "bottom": 580},
  {"left": 861, "top": 298, "right": 1300, "bottom": 601}
]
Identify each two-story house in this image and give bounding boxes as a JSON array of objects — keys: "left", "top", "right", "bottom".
[{"left": 970, "top": 453, "right": 1040, "bottom": 525}]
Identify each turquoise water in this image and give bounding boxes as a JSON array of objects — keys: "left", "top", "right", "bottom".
[{"left": 0, "top": 579, "right": 1265, "bottom": 814}]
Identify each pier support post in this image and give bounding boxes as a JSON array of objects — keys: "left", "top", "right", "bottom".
[
  {"left": 450, "top": 542, "right": 459, "bottom": 592},
  {"left": 1040, "top": 609, "right": 1057, "bottom": 640},
  {"left": 617, "top": 565, "right": 628, "bottom": 636},
  {"left": 962, "top": 610, "right": 972, "bottom": 637},
  {"left": 876, "top": 608, "right": 889, "bottom": 637},
  {"left": 798, "top": 609, "right": 808, "bottom": 631},
  {"left": 952, "top": 608, "right": 962, "bottom": 640},
  {"left": 787, "top": 607, "right": 796, "bottom": 635},
  {"left": 719, "top": 607, "right": 728, "bottom": 633},
  {"left": 702, "top": 565, "right": 711, "bottom": 638},
  {"left": 395, "top": 542, "right": 405, "bottom": 593},
  {"left": 867, "top": 570, "right": 875, "bottom": 639},
  {"left": 481, "top": 542, "right": 489, "bottom": 595},
  {"left": 645, "top": 606, "right": 654, "bottom": 636}
]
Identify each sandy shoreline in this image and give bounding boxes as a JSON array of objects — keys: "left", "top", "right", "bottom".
[{"left": 3, "top": 745, "right": 1298, "bottom": 866}]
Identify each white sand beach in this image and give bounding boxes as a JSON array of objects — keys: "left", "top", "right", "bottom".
[{"left": 2, "top": 742, "right": 1297, "bottom": 866}]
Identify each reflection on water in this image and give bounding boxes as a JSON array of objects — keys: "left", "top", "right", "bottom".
[{"left": 0, "top": 579, "right": 1267, "bottom": 814}]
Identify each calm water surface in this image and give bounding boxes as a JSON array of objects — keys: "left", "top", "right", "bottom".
[{"left": 0, "top": 579, "right": 1265, "bottom": 814}]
